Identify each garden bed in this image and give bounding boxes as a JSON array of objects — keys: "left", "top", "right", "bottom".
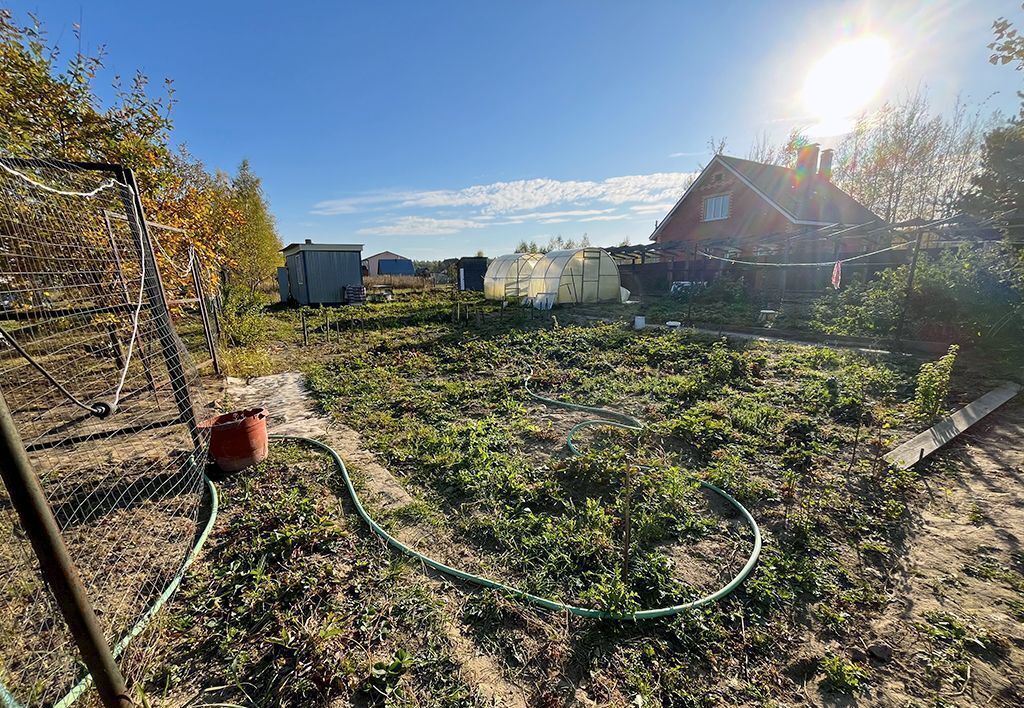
[{"left": 133, "top": 290, "right": 1022, "bottom": 706}]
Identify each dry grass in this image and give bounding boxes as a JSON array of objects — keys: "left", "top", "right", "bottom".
[{"left": 364, "top": 274, "right": 436, "bottom": 290}]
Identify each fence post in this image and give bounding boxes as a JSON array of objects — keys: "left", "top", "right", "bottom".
[
  {"left": 301, "top": 309, "right": 308, "bottom": 346},
  {"left": 191, "top": 257, "right": 220, "bottom": 376},
  {"left": 0, "top": 391, "right": 133, "bottom": 708},
  {"left": 894, "top": 231, "right": 924, "bottom": 344},
  {"left": 117, "top": 168, "right": 200, "bottom": 447}
]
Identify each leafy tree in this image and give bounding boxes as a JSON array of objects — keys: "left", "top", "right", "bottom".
[
  {"left": 223, "top": 160, "right": 282, "bottom": 294},
  {"left": 746, "top": 128, "right": 809, "bottom": 167},
  {"left": 0, "top": 9, "right": 276, "bottom": 295},
  {"left": 956, "top": 118, "right": 1024, "bottom": 219},
  {"left": 832, "top": 91, "right": 991, "bottom": 222},
  {"left": 514, "top": 234, "right": 592, "bottom": 253},
  {"left": 990, "top": 4, "right": 1024, "bottom": 72}
]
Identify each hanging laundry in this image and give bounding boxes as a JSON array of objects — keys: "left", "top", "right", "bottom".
[{"left": 831, "top": 260, "right": 842, "bottom": 289}]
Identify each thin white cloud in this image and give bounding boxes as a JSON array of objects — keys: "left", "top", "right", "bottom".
[
  {"left": 356, "top": 216, "right": 486, "bottom": 236},
  {"left": 668, "top": 151, "right": 706, "bottom": 158},
  {"left": 630, "top": 202, "right": 678, "bottom": 214},
  {"left": 312, "top": 172, "right": 697, "bottom": 217},
  {"left": 579, "top": 214, "right": 630, "bottom": 222},
  {"left": 321, "top": 171, "right": 698, "bottom": 236}
]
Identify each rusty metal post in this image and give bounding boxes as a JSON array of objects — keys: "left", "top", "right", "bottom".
[{"left": 0, "top": 391, "right": 133, "bottom": 708}]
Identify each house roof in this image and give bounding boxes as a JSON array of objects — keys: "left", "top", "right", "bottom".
[
  {"left": 651, "top": 154, "right": 881, "bottom": 241},
  {"left": 717, "top": 155, "right": 880, "bottom": 225},
  {"left": 362, "top": 250, "right": 410, "bottom": 263},
  {"left": 281, "top": 242, "right": 363, "bottom": 256}
]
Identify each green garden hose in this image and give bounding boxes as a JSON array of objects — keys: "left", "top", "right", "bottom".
[
  {"left": 43, "top": 474, "right": 219, "bottom": 708},
  {"left": 273, "top": 374, "right": 762, "bottom": 620}
]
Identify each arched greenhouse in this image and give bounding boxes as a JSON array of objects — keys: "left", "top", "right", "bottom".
[
  {"left": 526, "top": 248, "right": 623, "bottom": 304},
  {"left": 483, "top": 252, "right": 543, "bottom": 300}
]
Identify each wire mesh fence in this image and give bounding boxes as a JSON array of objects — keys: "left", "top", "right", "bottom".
[{"left": 0, "top": 159, "right": 211, "bottom": 706}]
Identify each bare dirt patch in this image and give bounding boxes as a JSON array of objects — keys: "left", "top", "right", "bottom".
[{"left": 805, "top": 401, "right": 1024, "bottom": 706}]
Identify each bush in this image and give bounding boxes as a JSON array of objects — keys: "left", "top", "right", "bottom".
[
  {"left": 811, "top": 246, "right": 1023, "bottom": 344},
  {"left": 221, "top": 286, "right": 269, "bottom": 347},
  {"left": 913, "top": 344, "right": 959, "bottom": 420}
]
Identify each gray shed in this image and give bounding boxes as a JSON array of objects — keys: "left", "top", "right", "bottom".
[{"left": 280, "top": 240, "right": 364, "bottom": 305}]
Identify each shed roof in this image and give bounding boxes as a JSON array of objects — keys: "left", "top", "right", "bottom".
[
  {"left": 362, "top": 250, "right": 410, "bottom": 262},
  {"left": 281, "top": 241, "right": 363, "bottom": 256}
]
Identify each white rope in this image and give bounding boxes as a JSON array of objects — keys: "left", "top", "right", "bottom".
[
  {"left": 0, "top": 161, "right": 122, "bottom": 197},
  {"left": 699, "top": 242, "right": 911, "bottom": 268},
  {"left": 0, "top": 162, "right": 147, "bottom": 413}
]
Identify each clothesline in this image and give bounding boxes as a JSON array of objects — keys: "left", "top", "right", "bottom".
[{"left": 698, "top": 242, "right": 911, "bottom": 268}]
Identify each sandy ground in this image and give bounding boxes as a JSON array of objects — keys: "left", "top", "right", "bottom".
[{"left": 804, "top": 402, "right": 1024, "bottom": 707}]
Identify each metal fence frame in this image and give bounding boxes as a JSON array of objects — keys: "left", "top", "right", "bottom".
[{"left": 0, "top": 158, "right": 201, "bottom": 708}]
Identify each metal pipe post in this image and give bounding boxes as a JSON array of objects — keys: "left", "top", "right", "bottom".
[
  {"left": 117, "top": 168, "right": 200, "bottom": 447},
  {"left": 0, "top": 392, "right": 133, "bottom": 708},
  {"left": 894, "top": 232, "right": 924, "bottom": 344},
  {"left": 191, "top": 257, "right": 221, "bottom": 375}
]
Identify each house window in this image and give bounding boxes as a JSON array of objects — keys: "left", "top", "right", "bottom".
[{"left": 703, "top": 194, "right": 730, "bottom": 221}]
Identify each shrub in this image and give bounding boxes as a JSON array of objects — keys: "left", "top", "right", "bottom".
[
  {"left": 912, "top": 344, "right": 959, "bottom": 420},
  {"left": 811, "top": 246, "right": 1023, "bottom": 344},
  {"left": 221, "top": 286, "right": 269, "bottom": 347}
]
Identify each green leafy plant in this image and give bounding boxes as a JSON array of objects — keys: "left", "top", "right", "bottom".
[
  {"left": 220, "top": 285, "right": 269, "bottom": 347},
  {"left": 820, "top": 653, "right": 866, "bottom": 693},
  {"left": 362, "top": 648, "right": 413, "bottom": 698},
  {"left": 912, "top": 344, "right": 959, "bottom": 420}
]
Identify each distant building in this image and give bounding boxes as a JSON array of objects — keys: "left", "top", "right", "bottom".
[
  {"left": 279, "top": 240, "right": 364, "bottom": 305},
  {"left": 629, "top": 145, "right": 883, "bottom": 292},
  {"left": 456, "top": 256, "right": 488, "bottom": 291},
  {"left": 362, "top": 250, "right": 414, "bottom": 276}
]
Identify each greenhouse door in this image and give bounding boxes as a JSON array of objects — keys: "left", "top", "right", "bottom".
[{"left": 581, "top": 250, "right": 602, "bottom": 302}]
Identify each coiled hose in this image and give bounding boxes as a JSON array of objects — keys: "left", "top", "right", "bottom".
[{"left": 275, "top": 374, "right": 762, "bottom": 620}]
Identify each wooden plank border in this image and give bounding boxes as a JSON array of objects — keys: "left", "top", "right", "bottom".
[{"left": 884, "top": 382, "right": 1022, "bottom": 470}]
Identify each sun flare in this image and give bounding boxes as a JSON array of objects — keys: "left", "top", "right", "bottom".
[{"left": 802, "top": 34, "right": 891, "bottom": 134}]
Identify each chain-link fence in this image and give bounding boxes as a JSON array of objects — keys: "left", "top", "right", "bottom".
[{"left": 0, "top": 159, "right": 212, "bottom": 707}]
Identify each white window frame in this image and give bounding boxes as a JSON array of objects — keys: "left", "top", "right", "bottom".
[{"left": 702, "top": 193, "right": 730, "bottom": 222}]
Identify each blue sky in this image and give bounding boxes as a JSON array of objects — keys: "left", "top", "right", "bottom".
[{"left": 12, "top": 0, "right": 1020, "bottom": 259}]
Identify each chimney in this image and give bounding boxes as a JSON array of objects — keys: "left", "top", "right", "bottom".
[
  {"left": 795, "top": 143, "right": 820, "bottom": 181},
  {"left": 818, "top": 148, "right": 834, "bottom": 182},
  {"left": 304, "top": 238, "right": 313, "bottom": 244}
]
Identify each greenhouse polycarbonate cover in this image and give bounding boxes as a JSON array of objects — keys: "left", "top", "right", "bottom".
[
  {"left": 483, "top": 253, "right": 543, "bottom": 300},
  {"left": 526, "top": 248, "right": 622, "bottom": 304}
]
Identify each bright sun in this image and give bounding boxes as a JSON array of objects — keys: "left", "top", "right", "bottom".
[{"left": 802, "top": 35, "right": 891, "bottom": 135}]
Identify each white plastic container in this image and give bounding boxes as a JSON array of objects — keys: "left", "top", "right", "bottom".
[{"left": 633, "top": 315, "right": 646, "bottom": 330}]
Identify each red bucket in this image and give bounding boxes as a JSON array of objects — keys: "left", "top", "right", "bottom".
[{"left": 199, "top": 407, "right": 269, "bottom": 472}]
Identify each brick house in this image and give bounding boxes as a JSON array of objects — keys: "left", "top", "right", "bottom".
[{"left": 642, "top": 145, "right": 882, "bottom": 292}]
